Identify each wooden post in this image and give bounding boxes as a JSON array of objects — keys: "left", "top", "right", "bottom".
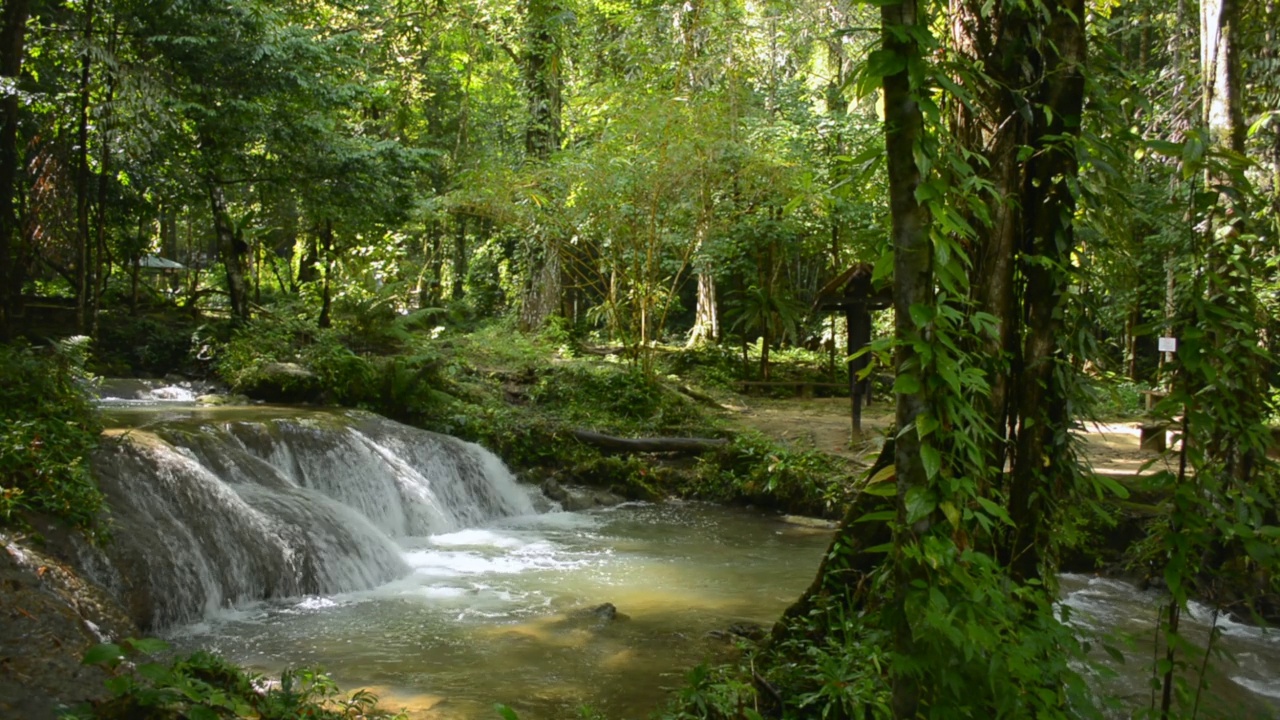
[{"left": 847, "top": 306, "right": 860, "bottom": 436}]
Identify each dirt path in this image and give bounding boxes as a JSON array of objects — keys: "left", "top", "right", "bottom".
[
  {"left": 725, "top": 396, "right": 1171, "bottom": 477},
  {"left": 722, "top": 397, "right": 893, "bottom": 462}
]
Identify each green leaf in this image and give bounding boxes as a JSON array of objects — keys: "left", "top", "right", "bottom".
[
  {"left": 894, "top": 374, "right": 920, "bottom": 395},
  {"left": 187, "top": 706, "right": 219, "bottom": 720},
  {"left": 1093, "top": 473, "right": 1131, "bottom": 499},
  {"left": 126, "top": 637, "right": 171, "bottom": 656},
  {"left": 904, "top": 487, "right": 935, "bottom": 524},
  {"left": 81, "top": 643, "right": 124, "bottom": 667},
  {"left": 916, "top": 414, "right": 939, "bottom": 440},
  {"left": 975, "top": 497, "right": 1014, "bottom": 527},
  {"left": 496, "top": 704, "right": 521, "bottom": 720},
  {"left": 136, "top": 662, "right": 172, "bottom": 684},
  {"left": 920, "top": 444, "right": 941, "bottom": 480},
  {"left": 856, "top": 509, "right": 897, "bottom": 524},
  {"left": 867, "top": 464, "right": 896, "bottom": 485},
  {"left": 866, "top": 49, "right": 906, "bottom": 78},
  {"left": 940, "top": 500, "right": 960, "bottom": 528},
  {"left": 864, "top": 482, "right": 898, "bottom": 497}
]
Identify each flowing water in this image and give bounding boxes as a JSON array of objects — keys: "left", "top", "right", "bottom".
[
  {"left": 88, "top": 388, "right": 1280, "bottom": 719},
  {"left": 166, "top": 503, "right": 831, "bottom": 719},
  {"left": 1061, "top": 574, "right": 1280, "bottom": 719}
]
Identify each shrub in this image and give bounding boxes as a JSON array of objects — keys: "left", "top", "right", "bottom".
[
  {"left": 528, "top": 365, "right": 704, "bottom": 434},
  {"left": 689, "top": 431, "right": 856, "bottom": 517},
  {"left": 93, "top": 312, "right": 202, "bottom": 377},
  {"left": 214, "top": 307, "right": 374, "bottom": 405},
  {"left": 67, "top": 639, "right": 405, "bottom": 720},
  {"left": 0, "top": 339, "right": 104, "bottom": 536}
]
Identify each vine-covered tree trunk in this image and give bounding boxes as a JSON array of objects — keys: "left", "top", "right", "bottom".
[
  {"left": 949, "top": 0, "right": 1032, "bottom": 480},
  {"left": 0, "top": 0, "right": 30, "bottom": 340},
  {"left": 882, "top": 0, "right": 932, "bottom": 714},
  {"left": 1005, "top": 0, "right": 1086, "bottom": 583}
]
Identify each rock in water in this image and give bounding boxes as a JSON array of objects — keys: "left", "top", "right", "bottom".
[{"left": 540, "top": 478, "right": 627, "bottom": 511}]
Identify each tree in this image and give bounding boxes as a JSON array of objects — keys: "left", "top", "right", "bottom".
[{"left": 0, "top": 0, "right": 32, "bottom": 339}]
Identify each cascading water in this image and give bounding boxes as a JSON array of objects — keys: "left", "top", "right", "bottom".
[{"left": 89, "top": 408, "right": 536, "bottom": 629}]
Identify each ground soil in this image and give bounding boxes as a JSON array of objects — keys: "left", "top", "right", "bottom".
[{"left": 723, "top": 395, "right": 1174, "bottom": 478}]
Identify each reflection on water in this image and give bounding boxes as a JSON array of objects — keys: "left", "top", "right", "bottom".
[{"left": 168, "top": 503, "right": 833, "bottom": 719}]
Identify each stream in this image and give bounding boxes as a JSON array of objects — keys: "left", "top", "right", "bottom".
[
  {"left": 92, "top": 381, "right": 1279, "bottom": 719},
  {"left": 167, "top": 503, "right": 830, "bottom": 719}
]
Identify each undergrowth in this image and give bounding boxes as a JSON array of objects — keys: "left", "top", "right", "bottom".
[
  {"left": 64, "top": 639, "right": 405, "bottom": 720},
  {"left": 0, "top": 338, "right": 104, "bottom": 537}
]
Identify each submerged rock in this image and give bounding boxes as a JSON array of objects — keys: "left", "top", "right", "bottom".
[
  {"left": 559, "top": 602, "right": 630, "bottom": 629},
  {"left": 705, "top": 621, "right": 767, "bottom": 644}
]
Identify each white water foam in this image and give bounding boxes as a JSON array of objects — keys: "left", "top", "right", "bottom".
[{"left": 91, "top": 410, "right": 540, "bottom": 628}]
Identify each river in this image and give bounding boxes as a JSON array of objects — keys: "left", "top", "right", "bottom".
[{"left": 94, "top": 382, "right": 1279, "bottom": 719}]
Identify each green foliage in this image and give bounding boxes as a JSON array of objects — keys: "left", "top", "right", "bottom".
[
  {"left": 66, "top": 639, "right": 405, "bottom": 720},
  {"left": 93, "top": 313, "right": 206, "bottom": 377},
  {"left": 0, "top": 340, "right": 104, "bottom": 536},
  {"left": 689, "top": 431, "right": 855, "bottom": 517},
  {"left": 660, "top": 345, "right": 742, "bottom": 390},
  {"left": 528, "top": 365, "right": 703, "bottom": 434},
  {"left": 657, "top": 664, "right": 764, "bottom": 720},
  {"left": 211, "top": 300, "right": 455, "bottom": 423}
]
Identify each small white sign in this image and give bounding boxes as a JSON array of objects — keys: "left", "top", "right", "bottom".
[{"left": 1158, "top": 337, "right": 1178, "bottom": 353}]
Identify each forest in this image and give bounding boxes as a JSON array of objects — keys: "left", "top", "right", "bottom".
[{"left": 1, "top": 0, "right": 1279, "bottom": 717}]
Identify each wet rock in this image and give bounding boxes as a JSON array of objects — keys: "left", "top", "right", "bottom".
[
  {"left": 779, "top": 515, "right": 838, "bottom": 530},
  {"left": 0, "top": 535, "right": 138, "bottom": 720},
  {"left": 561, "top": 602, "right": 630, "bottom": 629},
  {"left": 242, "top": 362, "right": 323, "bottom": 403},
  {"left": 705, "top": 621, "right": 767, "bottom": 644},
  {"left": 195, "top": 393, "right": 250, "bottom": 406},
  {"left": 540, "top": 478, "right": 627, "bottom": 511}
]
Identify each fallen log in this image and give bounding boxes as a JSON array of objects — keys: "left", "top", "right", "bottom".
[
  {"left": 733, "top": 380, "right": 848, "bottom": 388},
  {"left": 570, "top": 429, "right": 728, "bottom": 454},
  {"left": 676, "top": 384, "right": 728, "bottom": 409}
]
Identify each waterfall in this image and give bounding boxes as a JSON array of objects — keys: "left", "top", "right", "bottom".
[{"left": 89, "top": 410, "right": 536, "bottom": 629}]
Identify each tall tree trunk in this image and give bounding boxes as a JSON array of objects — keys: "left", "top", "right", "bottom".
[
  {"left": 1004, "top": 0, "right": 1086, "bottom": 583},
  {"left": 0, "top": 0, "right": 30, "bottom": 340},
  {"left": 318, "top": 221, "right": 334, "bottom": 329},
  {"left": 688, "top": 193, "right": 719, "bottom": 346},
  {"left": 1201, "top": 0, "right": 1244, "bottom": 157},
  {"left": 518, "top": 0, "right": 564, "bottom": 329},
  {"left": 74, "top": 0, "right": 97, "bottom": 333},
  {"left": 452, "top": 212, "right": 468, "bottom": 300},
  {"left": 949, "top": 0, "right": 1029, "bottom": 481},
  {"left": 91, "top": 41, "right": 116, "bottom": 336},
  {"left": 209, "top": 183, "right": 250, "bottom": 321},
  {"left": 882, "top": 0, "right": 932, "bottom": 715},
  {"left": 689, "top": 266, "right": 719, "bottom": 346},
  {"left": 298, "top": 232, "right": 319, "bottom": 285}
]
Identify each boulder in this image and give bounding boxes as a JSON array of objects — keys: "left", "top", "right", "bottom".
[
  {"left": 0, "top": 536, "right": 138, "bottom": 720},
  {"left": 242, "top": 362, "right": 323, "bottom": 403},
  {"left": 540, "top": 477, "right": 627, "bottom": 511}
]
